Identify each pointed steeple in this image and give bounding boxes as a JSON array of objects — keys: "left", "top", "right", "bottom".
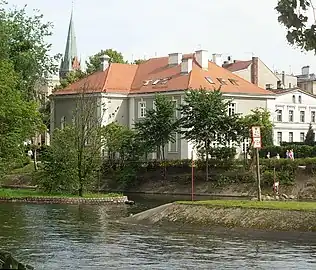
[{"left": 59, "top": 7, "right": 80, "bottom": 79}]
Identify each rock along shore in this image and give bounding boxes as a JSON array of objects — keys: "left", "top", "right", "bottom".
[
  {"left": 126, "top": 203, "right": 316, "bottom": 232},
  {"left": 0, "top": 196, "right": 128, "bottom": 205}
]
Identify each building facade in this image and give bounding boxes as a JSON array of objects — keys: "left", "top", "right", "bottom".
[
  {"left": 268, "top": 88, "right": 316, "bottom": 145},
  {"left": 51, "top": 50, "right": 275, "bottom": 159},
  {"left": 296, "top": 66, "right": 316, "bottom": 95}
]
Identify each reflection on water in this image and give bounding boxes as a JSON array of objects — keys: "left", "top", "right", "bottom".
[{"left": 0, "top": 195, "right": 316, "bottom": 269}]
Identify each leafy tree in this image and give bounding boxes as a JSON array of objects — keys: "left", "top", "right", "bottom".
[
  {"left": 132, "top": 59, "right": 146, "bottom": 65},
  {"left": 86, "top": 49, "right": 126, "bottom": 74},
  {"left": 276, "top": 0, "right": 316, "bottom": 52},
  {"left": 180, "top": 88, "right": 242, "bottom": 181},
  {"left": 0, "top": 60, "right": 44, "bottom": 176},
  {"left": 241, "top": 108, "right": 274, "bottom": 148},
  {"left": 0, "top": 2, "right": 59, "bottom": 101},
  {"left": 42, "top": 89, "right": 104, "bottom": 196},
  {"left": 135, "top": 94, "right": 179, "bottom": 161},
  {"left": 305, "top": 123, "right": 315, "bottom": 145},
  {"left": 54, "top": 70, "right": 86, "bottom": 90}
]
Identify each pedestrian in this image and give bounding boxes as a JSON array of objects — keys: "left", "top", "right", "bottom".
[
  {"left": 276, "top": 153, "right": 280, "bottom": 159},
  {"left": 267, "top": 152, "right": 270, "bottom": 159},
  {"left": 285, "top": 150, "right": 289, "bottom": 159},
  {"left": 289, "top": 149, "right": 294, "bottom": 160}
]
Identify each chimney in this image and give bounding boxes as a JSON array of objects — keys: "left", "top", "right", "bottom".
[
  {"left": 302, "top": 65, "right": 310, "bottom": 76},
  {"left": 212, "top": 53, "right": 222, "bottom": 66},
  {"left": 227, "top": 56, "right": 233, "bottom": 64},
  {"left": 168, "top": 53, "right": 182, "bottom": 66},
  {"left": 100, "top": 54, "right": 110, "bottom": 71},
  {"left": 282, "top": 71, "right": 285, "bottom": 86},
  {"left": 195, "top": 49, "right": 208, "bottom": 70},
  {"left": 181, "top": 58, "right": 193, "bottom": 74},
  {"left": 251, "top": 57, "right": 259, "bottom": 85}
]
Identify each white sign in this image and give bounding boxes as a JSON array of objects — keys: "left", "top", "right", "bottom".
[
  {"left": 251, "top": 126, "right": 261, "bottom": 138},
  {"left": 253, "top": 137, "right": 262, "bottom": 148}
]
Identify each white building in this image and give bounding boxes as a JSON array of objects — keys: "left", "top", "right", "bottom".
[{"left": 268, "top": 88, "right": 316, "bottom": 145}]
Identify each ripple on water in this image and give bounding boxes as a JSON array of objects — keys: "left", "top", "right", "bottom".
[{"left": 0, "top": 202, "right": 316, "bottom": 269}]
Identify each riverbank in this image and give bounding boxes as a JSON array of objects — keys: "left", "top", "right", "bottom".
[
  {"left": 126, "top": 200, "right": 316, "bottom": 232},
  {"left": 0, "top": 188, "right": 127, "bottom": 205}
]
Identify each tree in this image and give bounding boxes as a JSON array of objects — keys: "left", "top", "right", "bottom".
[
  {"left": 54, "top": 70, "right": 86, "bottom": 90},
  {"left": 241, "top": 108, "right": 274, "bottom": 148},
  {"left": 132, "top": 59, "right": 146, "bottom": 65},
  {"left": 180, "top": 88, "right": 242, "bottom": 181},
  {"left": 86, "top": 49, "right": 126, "bottom": 74},
  {"left": 0, "top": 2, "right": 59, "bottom": 101},
  {"left": 276, "top": 0, "right": 316, "bottom": 53},
  {"left": 135, "top": 94, "right": 179, "bottom": 161},
  {"left": 42, "top": 87, "right": 105, "bottom": 196},
  {"left": 0, "top": 60, "right": 44, "bottom": 175},
  {"left": 305, "top": 123, "right": 315, "bottom": 145}
]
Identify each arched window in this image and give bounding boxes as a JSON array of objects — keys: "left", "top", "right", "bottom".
[{"left": 292, "top": 95, "right": 295, "bottom": 103}]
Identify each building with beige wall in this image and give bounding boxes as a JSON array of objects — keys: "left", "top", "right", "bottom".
[
  {"left": 222, "top": 57, "right": 297, "bottom": 90},
  {"left": 51, "top": 50, "right": 275, "bottom": 159},
  {"left": 296, "top": 66, "right": 316, "bottom": 95}
]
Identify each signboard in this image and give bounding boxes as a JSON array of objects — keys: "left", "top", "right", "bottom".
[{"left": 251, "top": 126, "right": 261, "bottom": 149}]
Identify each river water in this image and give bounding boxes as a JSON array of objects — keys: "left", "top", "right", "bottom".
[{"left": 1, "top": 194, "right": 316, "bottom": 269}]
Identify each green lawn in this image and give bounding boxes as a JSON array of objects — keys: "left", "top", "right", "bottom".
[
  {"left": 177, "top": 200, "right": 316, "bottom": 212},
  {"left": 0, "top": 188, "right": 121, "bottom": 199}
]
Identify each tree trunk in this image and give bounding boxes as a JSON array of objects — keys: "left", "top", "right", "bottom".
[
  {"left": 78, "top": 180, "right": 83, "bottom": 197},
  {"left": 33, "top": 148, "right": 38, "bottom": 171},
  {"left": 162, "top": 144, "right": 166, "bottom": 181},
  {"left": 205, "top": 140, "right": 209, "bottom": 182}
]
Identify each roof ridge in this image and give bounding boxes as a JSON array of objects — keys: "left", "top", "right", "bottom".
[{"left": 101, "top": 65, "right": 111, "bottom": 92}]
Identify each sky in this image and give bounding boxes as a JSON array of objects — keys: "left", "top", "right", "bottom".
[{"left": 7, "top": 0, "right": 316, "bottom": 75}]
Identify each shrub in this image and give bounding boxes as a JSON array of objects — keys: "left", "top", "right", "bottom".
[{"left": 260, "top": 145, "right": 316, "bottom": 158}]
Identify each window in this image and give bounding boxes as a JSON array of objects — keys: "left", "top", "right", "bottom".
[
  {"left": 288, "top": 110, "right": 294, "bottom": 122},
  {"left": 228, "top": 103, "right": 236, "bottom": 116},
  {"left": 289, "top": 132, "right": 293, "bottom": 143},
  {"left": 217, "top": 78, "right": 227, "bottom": 85},
  {"left": 292, "top": 95, "right": 295, "bottom": 103},
  {"left": 168, "top": 133, "right": 178, "bottom": 153},
  {"left": 172, "top": 99, "right": 177, "bottom": 118},
  {"left": 300, "top": 132, "right": 305, "bottom": 142},
  {"left": 276, "top": 109, "right": 282, "bottom": 122},
  {"left": 300, "top": 111, "right": 305, "bottom": 122},
  {"left": 205, "top": 76, "right": 214, "bottom": 84},
  {"left": 242, "top": 139, "right": 250, "bottom": 153},
  {"left": 277, "top": 132, "right": 282, "bottom": 145},
  {"left": 228, "top": 79, "right": 238, "bottom": 85},
  {"left": 60, "top": 116, "right": 66, "bottom": 130},
  {"left": 138, "top": 102, "right": 146, "bottom": 118},
  {"left": 266, "top": 84, "right": 272, "bottom": 90},
  {"left": 312, "top": 111, "right": 316, "bottom": 123},
  {"left": 299, "top": 95, "right": 302, "bottom": 103},
  {"left": 289, "top": 83, "right": 292, "bottom": 88}
]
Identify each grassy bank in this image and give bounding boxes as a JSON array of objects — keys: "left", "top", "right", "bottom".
[
  {"left": 0, "top": 188, "right": 121, "bottom": 199},
  {"left": 177, "top": 200, "right": 316, "bottom": 211}
]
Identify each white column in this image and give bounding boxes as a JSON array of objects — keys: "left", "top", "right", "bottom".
[{"left": 129, "top": 97, "right": 135, "bottom": 129}]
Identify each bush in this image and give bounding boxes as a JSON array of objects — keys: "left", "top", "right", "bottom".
[{"left": 260, "top": 145, "right": 316, "bottom": 158}]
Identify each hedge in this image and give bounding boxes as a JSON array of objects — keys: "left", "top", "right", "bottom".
[{"left": 259, "top": 145, "right": 316, "bottom": 158}]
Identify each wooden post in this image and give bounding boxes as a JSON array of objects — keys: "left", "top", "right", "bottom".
[
  {"left": 255, "top": 148, "right": 261, "bottom": 201},
  {"left": 191, "top": 150, "right": 194, "bottom": 201}
]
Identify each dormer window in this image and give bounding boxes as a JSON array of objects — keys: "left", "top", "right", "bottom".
[
  {"left": 298, "top": 95, "right": 302, "bottom": 103},
  {"left": 205, "top": 76, "right": 214, "bottom": 84},
  {"left": 228, "top": 79, "right": 238, "bottom": 85},
  {"left": 292, "top": 95, "right": 295, "bottom": 103},
  {"left": 217, "top": 78, "right": 227, "bottom": 85}
]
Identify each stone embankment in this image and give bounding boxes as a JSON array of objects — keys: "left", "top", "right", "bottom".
[
  {"left": 0, "top": 196, "right": 128, "bottom": 205},
  {"left": 126, "top": 203, "right": 316, "bottom": 232}
]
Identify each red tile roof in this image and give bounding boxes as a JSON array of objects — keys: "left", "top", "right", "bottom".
[
  {"left": 223, "top": 60, "right": 252, "bottom": 72},
  {"left": 53, "top": 54, "right": 273, "bottom": 96}
]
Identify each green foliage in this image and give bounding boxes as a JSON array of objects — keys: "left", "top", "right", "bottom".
[
  {"left": 0, "top": 2, "right": 58, "bottom": 101},
  {"left": 40, "top": 127, "right": 79, "bottom": 193},
  {"left": 54, "top": 70, "right": 86, "bottom": 90},
  {"left": 132, "top": 59, "right": 146, "bottom": 64},
  {"left": 305, "top": 123, "right": 315, "bottom": 145},
  {"left": 86, "top": 49, "right": 126, "bottom": 74},
  {"left": 241, "top": 108, "right": 274, "bottom": 147},
  {"left": 135, "top": 94, "right": 179, "bottom": 160},
  {"left": 276, "top": 0, "right": 316, "bottom": 53}
]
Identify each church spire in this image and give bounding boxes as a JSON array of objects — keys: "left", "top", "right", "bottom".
[{"left": 59, "top": 6, "right": 80, "bottom": 79}]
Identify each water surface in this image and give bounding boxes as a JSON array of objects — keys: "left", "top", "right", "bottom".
[{"left": 0, "top": 194, "right": 316, "bottom": 269}]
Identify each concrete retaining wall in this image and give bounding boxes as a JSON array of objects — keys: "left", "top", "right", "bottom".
[{"left": 0, "top": 196, "right": 128, "bottom": 205}]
